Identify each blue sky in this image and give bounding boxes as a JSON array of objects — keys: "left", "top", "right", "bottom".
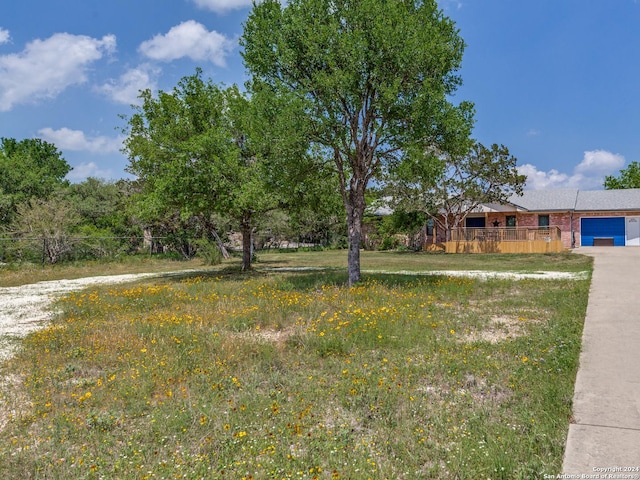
[{"left": 1, "top": 0, "right": 639, "bottom": 190}]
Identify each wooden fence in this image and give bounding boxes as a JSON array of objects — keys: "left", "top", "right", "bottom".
[{"left": 445, "top": 227, "right": 564, "bottom": 253}]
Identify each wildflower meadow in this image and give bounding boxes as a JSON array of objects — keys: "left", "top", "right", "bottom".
[{"left": 0, "top": 252, "right": 592, "bottom": 479}]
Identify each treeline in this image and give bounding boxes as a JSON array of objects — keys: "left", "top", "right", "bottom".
[
  {"left": 0, "top": 137, "right": 348, "bottom": 265},
  {"left": 0, "top": 135, "right": 441, "bottom": 266}
]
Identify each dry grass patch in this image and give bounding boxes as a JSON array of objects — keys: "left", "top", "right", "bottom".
[{"left": 461, "top": 315, "right": 536, "bottom": 344}]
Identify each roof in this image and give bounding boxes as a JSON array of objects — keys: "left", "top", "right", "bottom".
[
  {"left": 575, "top": 188, "right": 640, "bottom": 211},
  {"left": 506, "top": 188, "right": 640, "bottom": 212},
  {"left": 369, "top": 188, "right": 640, "bottom": 216},
  {"left": 507, "top": 189, "right": 579, "bottom": 211}
]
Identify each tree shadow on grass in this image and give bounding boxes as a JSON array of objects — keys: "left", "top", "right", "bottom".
[
  {"left": 152, "top": 262, "right": 457, "bottom": 293},
  {"left": 259, "top": 270, "right": 457, "bottom": 292}
]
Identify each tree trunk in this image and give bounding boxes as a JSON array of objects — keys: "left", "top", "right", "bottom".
[
  {"left": 210, "top": 228, "right": 230, "bottom": 259},
  {"left": 241, "top": 214, "right": 252, "bottom": 271},
  {"left": 201, "top": 215, "right": 230, "bottom": 260},
  {"left": 345, "top": 188, "right": 366, "bottom": 286}
]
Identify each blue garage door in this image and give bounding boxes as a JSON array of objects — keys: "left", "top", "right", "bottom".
[{"left": 581, "top": 217, "right": 626, "bottom": 246}]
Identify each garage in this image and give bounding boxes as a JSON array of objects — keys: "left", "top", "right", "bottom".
[
  {"left": 581, "top": 217, "right": 626, "bottom": 246},
  {"left": 627, "top": 217, "right": 640, "bottom": 246}
]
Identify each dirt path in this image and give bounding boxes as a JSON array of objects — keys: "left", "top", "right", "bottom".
[
  {"left": 0, "top": 268, "right": 588, "bottom": 362},
  {"left": 0, "top": 272, "right": 177, "bottom": 361}
]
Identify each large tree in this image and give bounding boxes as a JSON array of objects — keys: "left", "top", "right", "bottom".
[
  {"left": 123, "top": 71, "right": 313, "bottom": 270},
  {"left": 389, "top": 142, "right": 526, "bottom": 240},
  {"left": 242, "top": 0, "right": 474, "bottom": 284},
  {"left": 0, "top": 137, "right": 71, "bottom": 226},
  {"left": 604, "top": 161, "right": 640, "bottom": 189}
]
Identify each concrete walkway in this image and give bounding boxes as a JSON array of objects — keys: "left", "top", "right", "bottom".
[{"left": 563, "top": 247, "right": 640, "bottom": 474}]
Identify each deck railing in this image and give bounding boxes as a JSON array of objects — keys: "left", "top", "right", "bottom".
[
  {"left": 446, "top": 226, "right": 564, "bottom": 253},
  {"left": 451, "top": 226, "right": 561, "bottom": 243}
]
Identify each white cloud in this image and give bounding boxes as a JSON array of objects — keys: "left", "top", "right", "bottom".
[
  {"left": 138, "top": 20, "right": 234, "bottom": 66},
  {"left": 190, "top": 0, "right": 288, "bottom": 13},
  {"left": 518, "top": 164, "right": 579, "bottom": 190},
  {"left": 191, "top": 0, "right": 254, "bottom": 13},
  {"left": 519, "top": 149, "right": 626, "bottom": 190},
  {"left": 440, "top": 0, "right": 463, "bottom": 10},
  {"left": 66, "top": 162, "right": 114, "bottom": 182},
  {"left": 97, "top": 64, "right": 159, "bottom": 105},
  {"left": 0, "top": 33, "right": 116, "bottom": 111},
  {"left": 574, "top": 149, "right": 624, "bottom": 174},
  {"left": 38, "top": 127, "right": 123, "bottom": 154},
  {"left": 0, "top": 28, "right": 10, "bottom": 44}
]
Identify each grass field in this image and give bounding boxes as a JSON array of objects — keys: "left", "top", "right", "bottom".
[
  {"left": 0, "top": 249, "right": 589, "bottom": 288},
  {"left": 0, "top": 251, "right": 592, "bottom": 479}
]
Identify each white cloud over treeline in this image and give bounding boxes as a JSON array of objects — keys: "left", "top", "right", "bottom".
[
  {"left": 97, "top": 64, "right": 159, "bottom": 105},
  {"left": 519, "top": 150, "right": 625, "bottom": 190},
  {"left": 66, "top": 162, "right": 114, "bottom": 182},
  {"left": 138, "top": 20, "right": 234, "bottom": 66},
  {"left": 38, "top": 127, "right": 122, "bottom": 154}
]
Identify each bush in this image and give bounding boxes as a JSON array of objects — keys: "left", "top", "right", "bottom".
[
  {"left": 378, "top": 236, "right": 398, "bottom": 251},
  {"left": 195, "top": 238, "right": 223, "bottom": 265}
]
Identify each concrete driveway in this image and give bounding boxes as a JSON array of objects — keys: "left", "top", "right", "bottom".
[{"left": 563, "top": 247, "right": 640, "bottom": 474}]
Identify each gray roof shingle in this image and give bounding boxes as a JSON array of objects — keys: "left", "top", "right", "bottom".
[
  {"left": 575, "top": 188, "right": 640, "bottom": 211},
  {"left": 507, "top": 189, "right": 579, "bottom": 211},
  {"left": 505, "top": 188, "right": 640, "bottom": 212}
]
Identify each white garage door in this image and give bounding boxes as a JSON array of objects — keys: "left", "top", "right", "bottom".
[{"left": 626, "top": 217, "right": 640, "bottom": 246}]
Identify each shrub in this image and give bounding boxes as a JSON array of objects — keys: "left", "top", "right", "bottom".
[{"left": 195, "top": 238, "right": 223, "bottom": 265}]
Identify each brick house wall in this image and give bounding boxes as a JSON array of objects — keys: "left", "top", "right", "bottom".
[{"left": 475, "top": 210, "right": 640, "bottom": 249}]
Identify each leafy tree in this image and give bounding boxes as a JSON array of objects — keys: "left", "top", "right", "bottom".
[
  {"left": 377, "top": 210, "right": 430, "bottom": 251},
  {"left": 66, "top": 178, "right": 134, "bottom": 235},
  {"left": 123, "top": 71, "right": 312, "bottom": 270},
  {"left": 63, "top": 178, "right": 143, "bottom": 258},
  {"left": 389, "top": 142, "right": 525, "bottom": 240},
  {"left": 242, "top": 0, "right": 474, "bottom": 284},
  {"left": 122, "top": 73, "right": 238, "bottom": 262},
  {"left": 604, "top": 161, "right": 640, "bottom": 189},
  {"left": 0, "top": 137, "right": 71, "bottom": 226}
]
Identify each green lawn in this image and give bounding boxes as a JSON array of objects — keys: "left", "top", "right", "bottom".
[
  {"left": 0, "top": 251, "right": 592, "bottom": 479},
  {"left": 257, "top": 249, "right": 590, "bottom": 272},
  {"left": 0, "top": 249, "right": 591, "bottom": 288}
]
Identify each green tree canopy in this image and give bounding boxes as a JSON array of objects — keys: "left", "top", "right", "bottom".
[
  {"left": 604, "top": 161, "right": 640, "bottom": 189},
  {"left": 65, "top": 177, "right": 134, "bottom": 236},
  {"left": 0, "top": 137, "right": 71, "bottom": 226},
  {"left": 122, "top": 70, "right": 315, "bottom": 270},
  {"left": 242, "top": 0, "right": 474, "bottom": 284}
]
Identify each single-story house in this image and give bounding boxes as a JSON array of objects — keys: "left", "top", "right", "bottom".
[{"left": 458, "top": 188, "right": 640, "bottom": 249}]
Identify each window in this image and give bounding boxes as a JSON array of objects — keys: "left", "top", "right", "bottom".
[
  {"left": 426, "top": 218, "right": 434, "bottom": 236},
  {"left": 465, "top": 217, "right": 486, "bottom": 228},
  {"left": 506, "top": 215, "right": 516, "bottom": 227},
  {"left": 538, "top": 215, "right": 550, "bottom": 228}
]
